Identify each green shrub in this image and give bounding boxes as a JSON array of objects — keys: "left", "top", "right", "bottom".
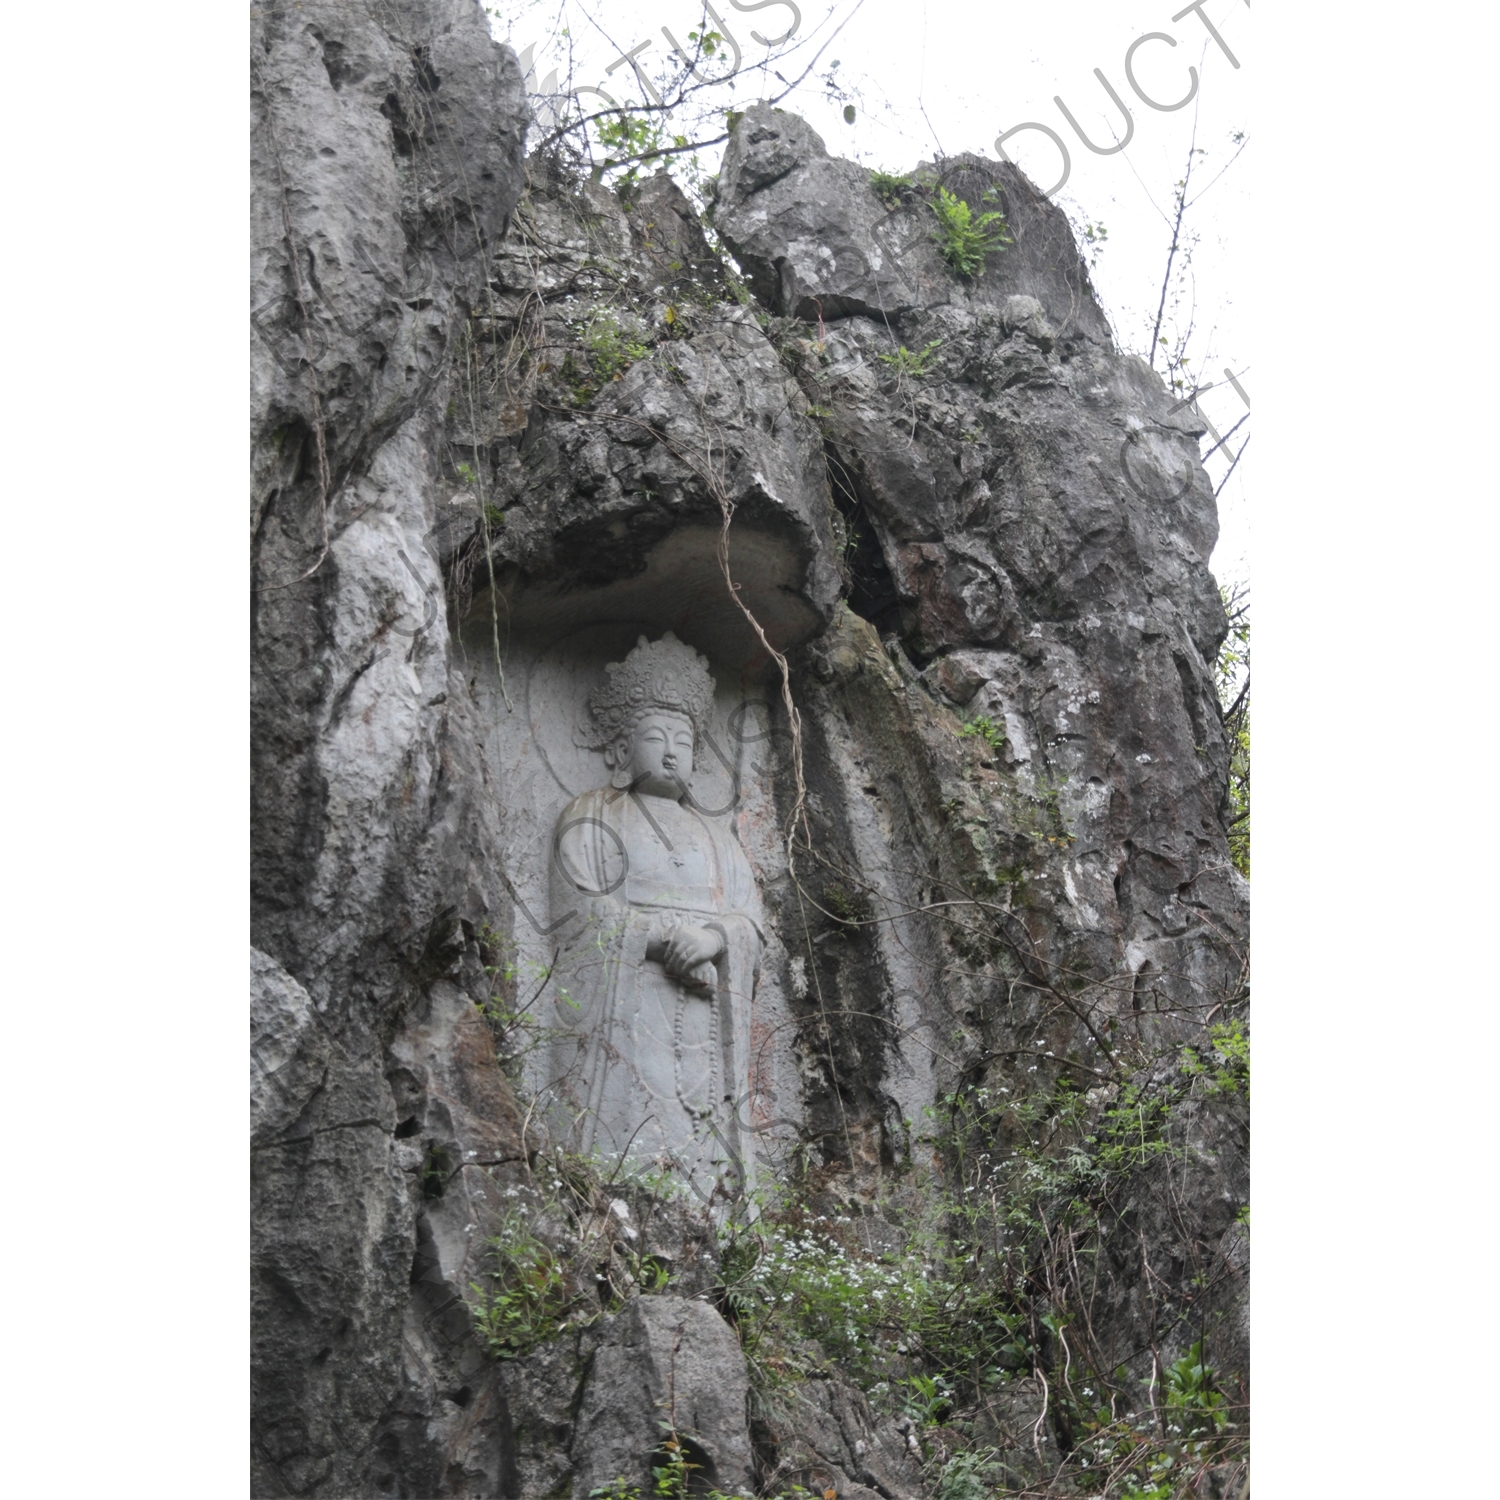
[
  {"left": 469, "top": 1211, "right": 585, "bottom": 1358},
  {"left": 822, "top": 880, "right": 870, "bottom": 925},
  {"left": 930, "top": 186, "right": 1012, "bottom": 278},
  {"left": 898, "top": 1372, "right": 955, "bottom": 1426},
  {"left": 934, "top": 1449, "right": 1001, "bottom": 1500},
  {"left": 870, "top": 169, "right": 913, "bottom": 208},
  {"left": 584, "top": 312, "right": 649, "bottom": 383},
  {"left": 1180, "top": 1020, "right": 1249, "bottom": 1098},
  {"left": 876, "top": 338, "right": 943, "bottom": 380},
  {"left": 719, "top": 1206, "right": 1034, "bottom": 1396},
  {"left": 957, "top": 714, "right": 1004, "bottom": 753},
  {"left": 592, "top": 111, "right": 689, "bottom": 190},
  {"left": 1079, "top": 1339, "right": 1231, "bottom": 1499}
]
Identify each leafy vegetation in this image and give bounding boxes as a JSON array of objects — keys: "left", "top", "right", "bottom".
[
  {"left": 876, "top": 338, "right": 943, "bottom": 380},
  {"left": 589, "top": 1415, "right": 822, "bottom": 1500},
  {"left": 821, "top": 879, "right": 872, "bottom": 926},
  {"left": 464, "top": 1145, "right": 707, "bottom": 1364},
  {"left": 584, "top": 311, "right": 650, "bottom": 382},
  {"left": 463, "top": 1031, "right": 1245, "bottom": 1492},
  {"left": 470, "top": 1209, "right": 583, "bottom": 1358},
  {"left": 715, "top": 1080, "right": 1169, "bottom": 1392},
  {"left": 934, "top": 1448, "right": 1001, "bottom": 1500},
  {"left": 590, "top": 1434, "right": 814, "bottom": 1500},
  {"left": 1071, "top": 1340, "right": 1233, "bottom": 1498},
  {"left": 559, "top": 310, "right": 653, "bottom": 402},
  {"left": 930, "top": 186, "right": 1012, "bottom": 279},
  {"left": 698, "top": 1051, "right": 1244, "bottom": 1492},
  {"left": 1081, "top": 219, "right": 1109, "bottom": 267},
  {"left": 1180, "top": 1020, "right": 1249, "bottom": 1099},
  {"left": 590, "top": 111, "right": 693, "bottom": 191},
  {"left": 869, "top": 169, "right": 914, "bottom": 208},
  {"left": 957, "top": 714, "right": 1005, "bottom": 753}
]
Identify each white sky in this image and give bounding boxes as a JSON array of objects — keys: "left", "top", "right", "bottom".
[{"left": 489, "top": 0, "right": 1251, "bottom": 586}]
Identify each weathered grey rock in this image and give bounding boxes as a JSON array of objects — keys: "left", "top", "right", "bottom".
[
  {"left": 251, "top": 947, "right": 330, "bottom": 1145},
  {"left": 716, "top": 108, "right": 932, "bottom": 321},
  {"left": 446, "top": 162, "right": 842, "bottom": 667},
  {"left": 712, "top": 102, "right": 1247, "bottom": 1412},
  {"left": 250, "top": 958, "right": 410, "bottom": 1498},
  {"left": 767, "top": 1377, "right": 926, "bottom": 1500},
  {"left": 251, "top": 1, "right": 530, "bottom": 1493},
  {"left": 251, "top": 0, "right": 528, "bottom": 1014},
  {"left": 716, "top": 105, "right": 1112, "bottom": 344},
  {"left": 571, "top": 1297, "right": 753, "bottom": 1500},
  {"left": 251, "top": 0, "right": 528, "bottom": 538}
]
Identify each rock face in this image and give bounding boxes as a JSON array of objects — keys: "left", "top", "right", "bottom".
[
  {"left": 570, "top": 1297, "right": 753, "bottom": 1500},
  {"left": 252, "top": 22, "right": 1248, "bottom": 1494},
  {"left": 251, "top": 2, "right": 529, "bottom": 1494},
  {"left": 712, "top": 115, "right": 1247, "bottom": 1400}
]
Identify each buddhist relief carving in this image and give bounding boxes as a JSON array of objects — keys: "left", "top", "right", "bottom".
[{"left": 546, "top": 634, "right": 764, "bottom": 1198}]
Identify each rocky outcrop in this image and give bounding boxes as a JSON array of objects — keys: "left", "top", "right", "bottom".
[
  {"left": 251, "top": 1, "right": 529, "bottom": 1493},
  {"left": 570, "top": 1297, "right": 753, "bottom": 1499},
  {"left": 252, "top": 19, "right": 1247, "bottom": 1491},
  {"left": 713, "top": 110, "right": 1247, "bottom": 1396}
]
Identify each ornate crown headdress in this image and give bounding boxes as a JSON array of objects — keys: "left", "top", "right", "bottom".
[{"left": 578, "top": 633, "right": 716, "bottom": 765}]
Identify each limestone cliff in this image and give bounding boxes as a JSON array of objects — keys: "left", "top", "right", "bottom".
[{"left": 252, "top": 8, "right": 1248, "bottom": 1495}]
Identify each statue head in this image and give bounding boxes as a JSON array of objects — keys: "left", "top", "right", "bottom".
[{"left": 580, "top": 633, "right": 716, "bottom": 795}]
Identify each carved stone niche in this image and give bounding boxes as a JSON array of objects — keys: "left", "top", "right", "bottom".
[
  {"left": 445, "top": 496, "right": 841, "bottom": 1203},
  {"left": 456, "top": 607, "right": 810, "bottom": 1205}
]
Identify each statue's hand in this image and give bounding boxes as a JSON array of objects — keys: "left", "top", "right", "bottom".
[{"left": 663, "top": 924, "right": 723, "bottom": 987}]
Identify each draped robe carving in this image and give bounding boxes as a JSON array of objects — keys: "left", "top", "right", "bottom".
[{"left": 544, "top": 636, "right": 764, "bottom": 1199}]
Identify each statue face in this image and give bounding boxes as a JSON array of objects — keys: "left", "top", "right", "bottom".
[{"left": 619, "top": 712, "right": 694, "bottom": 799}]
